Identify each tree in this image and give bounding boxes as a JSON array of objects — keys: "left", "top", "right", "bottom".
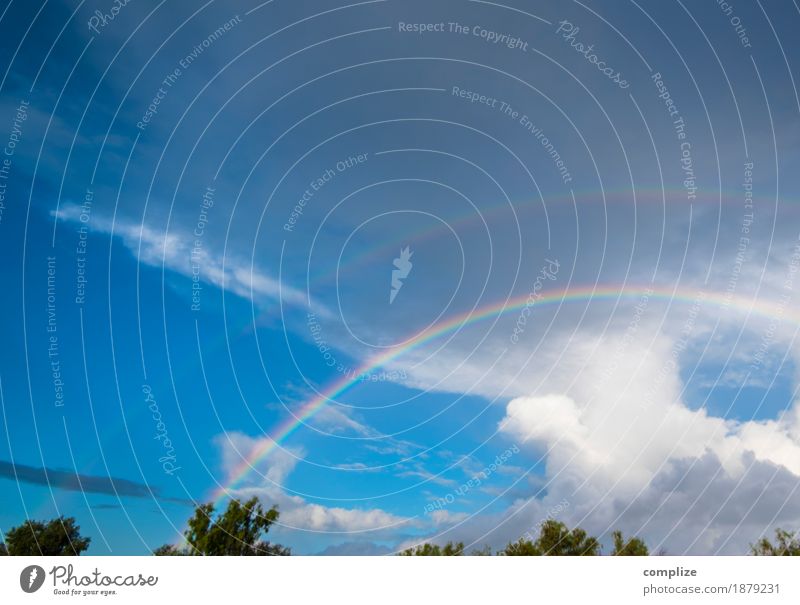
[
  {"left": 501, "top": 537, "right": 541, "bottom": 556},
  {"left": 399, "top": 541, "right": 464, "bottom": 556},
  {"left": 750, "top": 529, "right": 800, "bottom": 556},
  {"left": 0, "top": 516, "right": 90, "bottom": 555},
  {"left": 501, "top": 520, "right": 600, "bottom": 556},
  {"left": 155, "top": 497, "right": 289, "bottom": 555},
  {"left": 611, "top": 530, "right": 649, "bottom": 555},
  {"left": 537, "top": 520, "right": 600, "bottom": 555}
]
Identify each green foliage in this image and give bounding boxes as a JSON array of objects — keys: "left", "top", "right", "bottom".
[
  {"left": 611, "top": 530, "right": 649, "bottom": 555},
  {"left": 399, "top": 541, "right": 464, "bottom": 556},
  {"left": 538, "top": 520, "right": 601, "bottom": 555},
  {"left": 501, "top": 537, "right": 541, "bottom": 556},
  {"left": 5, "top": 509, "right": 790, "bottom": 557},
  {"left": 0, "top": 516, "right": 90, "bottom": 555},
  {"left": 750, "top": 529, "right": 800, "bottom": 556},
  {"left": 155, "top": 497, "right": 289, "bottom": 556},
  {"left": 501, "top": 520, "right": 600, "bottom": 556}
]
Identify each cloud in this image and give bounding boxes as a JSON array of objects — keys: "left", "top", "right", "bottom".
[
  {"left": 53, "top": 204, "right": 315, "bottom": 310},
  {"left": 394, "top": 467, "right": 459, "bottom": 488},
  {"left": 277, "top": 499, "right": 409, "bottom": 533},
  {"left": 383, "top": 306, "right": 800, "bottom": 554},
  {"left": 287, "top": 397, "right": 424, "bottom": 459},
  {"left": 0, "top": 460, "right": 191, "bottom": 505},
  {"left": 334, "top": 462, "right": 371, "bottom": 471},
  {"left": 213, "top": 432, "right": 415, "bottom": 535},
  {"left": 492, "top": 330, "right": 800, "bottom": 553},
  {"left": 213, "top": 432, "right": 299, "bottom": 488},
  {"left": 499, "top": 337, "right": 800, "bottom": 484},
  {"left": 617, "top": 453, "right": 800, "bottom": 554},
  {"left": 429, "top": 509, "right": 470, "bottom": 525}
]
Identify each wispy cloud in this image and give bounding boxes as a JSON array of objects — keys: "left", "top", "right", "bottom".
[
  {"left": 53, "top": 204, "right": 319, "bottom": 312},
  {"left": 213, "top": 432, "right": 417, "bottom": 535}
]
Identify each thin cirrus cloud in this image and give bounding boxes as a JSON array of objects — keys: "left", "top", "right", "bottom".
[{"left": 52, "top": 203, "right": 317, "bottom": 312}]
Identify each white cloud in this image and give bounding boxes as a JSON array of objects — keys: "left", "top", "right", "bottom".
[
  {"left": 429, "top": 509, "right": 470, "bottom": 525},
  {"left": 214, "top": 431, "right": 415, "bottom": 535},
  {"left": 54, "top": 204, "right": 315, "bottom": 310},
  {"left": 493, "top": 329, "right": 800, "bottom": 553},
  {"left": 381, "top": 306, "right": 800, "bottom": 554},
  {"left": 278, "top": 500, "right": 408, "bottom": 533}
]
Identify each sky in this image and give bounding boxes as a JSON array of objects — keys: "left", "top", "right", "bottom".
[{"left": 0, "top": 0, "right": 799, "bottom": 555}]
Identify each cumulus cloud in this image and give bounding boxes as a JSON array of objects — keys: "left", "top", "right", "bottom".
[
  {"left": 499, "top": 335, "right": 800, "bottom": 480},
  {"left": 384, "top": 305, "right": 800, "bottom": 554},
  {"left": 620, "top": 453, "right": 800, "bottom": 554},
  {"left": 493, "top": 329, "right": 800, "bottom": 553}
]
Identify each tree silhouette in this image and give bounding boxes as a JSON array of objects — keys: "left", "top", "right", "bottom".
[
  {"left": 0, "top": 516, "right": 90, "bottom": 555},
  {"left": 154, "top": 497, "right": 289, "bottom": 555},
  {"left": 750, "top": 529, "right": 800, "bottom": 556}
]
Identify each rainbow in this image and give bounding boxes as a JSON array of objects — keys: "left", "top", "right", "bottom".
[
  {"left": 263, "top": 186, "right": 795, "bottom": 306},
  {"left": 211, "top": 281, "right": 790, "bottom": 504}
]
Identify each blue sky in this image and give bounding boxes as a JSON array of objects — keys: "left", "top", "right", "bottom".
[{"left": 1, "top": 0, "right": 800, "bottom": 555}]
